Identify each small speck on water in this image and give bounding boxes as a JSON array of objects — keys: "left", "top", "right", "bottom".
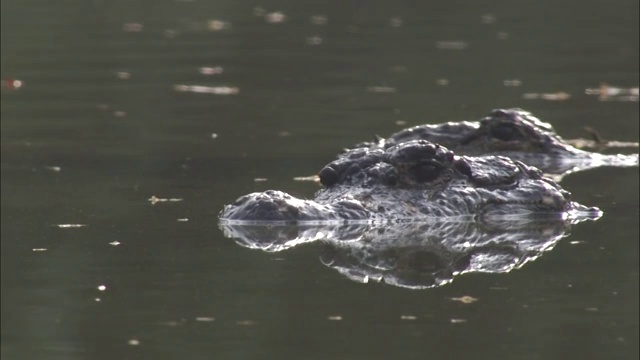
[
  {"left": 327, "top": 315, "right": 342, "bottom": 321},
  {"left": 97, "top": 285, "right": 107, "bottom": 291},
  {"left": 253, "top": 178, "right": 268, "bottom": 182},
  {"left": 569, "top": 241, "right": 584, "bottom": 245},
  {"left": 211, "top": 133, "right": 218, "bottom": 139},
  {"left": 177, "top": 218, "right": 189, "bottom": 222},
  {"left": 395, "top": 120, "right": 407, "bottom": 126},
  {"left": 44, "top": 166, "right": 61, "bottom": 172},
  {"left": 503, "top": 79, "right": 522, "bottom": 87},
  {"left": 32, "top": 248, "right": 47, "bottom": 252},
  {"left": 148, "top": 196, "right": 183, "bottom": 205},
  {"left": 586, "top": 307, "right": 598, "bottom": 312},
  {"left": 94, "top": 298, "right": 101, "bottom": 302},
  {"left": 366, "top": 86, "right": 396, "bottom": 93},
  {"left": 116, "top": 71, "right": 131, "bottom": 80},
  {"left": 293, "top": 175, "right": 319, "bottom": 182},
  {"left": 236, "top": 320, "right": 256, "bottom": 326},
  {"left": 109, "top": 241, "right": 121, "bottom": 246},
  {"left": 400, "top": 315, "right": 417, "bottom": 320},
  {"left": 435, "top": 78, "right": 449, "bottom": 86},
  {"left": 450, "top": 296, "right": 478, "bottom": 304},
  {"left": 450, "top": 318, "right": 467, "bottom": 324},
  {"left": 127, "top": 339, "right": 140, "bottom": 346},
  {"left": 195, "top": 317, "right": 215, "bottom": 322},
  {"left": 55, "top": 224, "right": 87, "bottom": 228}
]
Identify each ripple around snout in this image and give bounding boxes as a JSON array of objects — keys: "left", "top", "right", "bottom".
[{"left": 218, "top": 214, "right": 602, "bottom": 289}]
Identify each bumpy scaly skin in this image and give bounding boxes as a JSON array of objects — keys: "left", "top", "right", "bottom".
[
  {"left": 219, "top": 140, "right": 599, "bottom": 223},
  {"left": 356, "top": 108, "right": 638, "bottom": 176}
]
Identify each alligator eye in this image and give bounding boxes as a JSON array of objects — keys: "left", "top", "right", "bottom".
[
  {"left": 319, "top": 166, "right": 339, "bottom": 186},
  {"left": 411, "top": 161, "right": 442, "bottom": 183},
  {"left": 490, "top": 123, "right": 525, "bottom": 142}
]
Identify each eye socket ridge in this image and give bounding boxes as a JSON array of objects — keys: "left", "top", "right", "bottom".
[
  {"left": 410, "top": 160, "right": 443, "bottom": 183},
  {"left": 489, "top": 123, "right": 527, "bottom": 142}
]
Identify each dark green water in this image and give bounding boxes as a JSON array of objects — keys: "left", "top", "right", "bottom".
[{"left": 1, "top": 1, "right": 638, "bottom": 359}]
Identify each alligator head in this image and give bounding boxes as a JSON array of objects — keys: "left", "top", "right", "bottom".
[{"left": 219, "top": 140, "right": 601, "bottom": 224}]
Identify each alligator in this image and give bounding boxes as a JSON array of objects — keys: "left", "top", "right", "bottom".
[
  {"left": 219, "top": 139, "right": 601, "bottom": 224},
  {"left": 220, "top": 216, "right": 590, "bottom": 289},
  {"left": 353, "top": 108, "right": 638, "bottom": 179}
]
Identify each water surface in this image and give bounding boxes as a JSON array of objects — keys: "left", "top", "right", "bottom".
[{"left": 1, "top": 1, "right": 638, "bottom": 359}]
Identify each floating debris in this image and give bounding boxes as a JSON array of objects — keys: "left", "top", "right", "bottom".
[
  {"left": 195, "top": 316, "right": 215, "bottom": 322},
  {"left": 113, "top": 110, "right": 127, "bottom": 118},
  {"left": 253, "top": 178, "right": 268, "bottom": 182},
  {"left": 389, "top": 65, "right": 408, "bottom": 73},
  {"left": 450, "top": 318, "right": 467, "bottom": 324},
  {"left": 123, "top": 23, "right": 144, "bottom": 32},
  {"left": 436, "top": 41, "right": 468, "bottom": 50},
  {"left": 109, "top": 241, "right": 121, "bottom": 246},
  {"left": 569, "top": 240, "right": 584, "bottom": 245},
  {"left": 236, "top": 320, "right": 256, "bottom": 326},
  {"left": 293, "top": 175, "right": 319, "bottom": 182},
  {"left": 148, "top": 196, "right": 183, "bottom": 205},
  {"left": 585, "top": 84, "right": 639, "bottom": 102},
  {"left": 3, "top": 78, "right": 23, "bottom": 90},
  {"left": 450, "top": 296, "right": 478, "bottom": 304},
  {"left": 310, "top": 15, "right": 328, "bottom": 25},
  {"left": 522, "top": 92, "right": 571, "bottom": 101},
  {"left": 327, "top": 315, "right": 342, "bottom": 321},
  {"left": 400, "top": 315, "right": 417, "bottom": 320},
  {"left": 55, "top": 224, "right": 87, "bottom": 228},
  {"left": 207, "top": 20, "right": 230, "bottom": 31},
  {"left": 366, "top": 86, "right": 396, "bottom": 93},
  {"left": 389, "top": 17, "right": 403, "bottom": 27},
  {"left": 564, "top": 138, "right": 639, "bottom": 150},
  {"left": 211, "top": 133, "right": 218, "bottom": 139},
  {"left": 395, "top": 120, "right": 407, "bottom": 126},
  {"left": 127, "top": 339, "right": 140, "bottom": 346},
  {"left": 503, "top": 79, "right": 522, "bottom": 87},
  {"left": 32, "top": 248, "right": 48, "bottom": 252},
  {"left": 265, "top": 11, "right": 286, "bottom": 24},
  {"left": 176, "top": 218, "right": 189, "bottom": 222},
  {"left": 97, "top": 285, "right": 107, "bottom": 291},
  {"left": 164, "top": 29, "right": 178, "bottom": 38},
  {"left": 482, "top": 14, "right": 496, "bottom": 24},
  {"left": 94, "top": 298, "right": 101, "bottom": 302},
  {"left": 306, "top": 36, "right": 323, "bottom": 46},
  {"left": 44, "top": 166, "right": 62, "bottom": 172},
  {"left": 199, "top": 66, "right": 223, "bottom": 75},
  {"left": 173, "top": 84, "right": 239, "bottom": 95},
  {"left": 116, "top": 71, "right": 131, "bottom": 80}
]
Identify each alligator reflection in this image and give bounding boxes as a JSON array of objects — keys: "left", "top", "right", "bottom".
[{"left": 219, "top": 216, "right": 600, "bottom": 289}]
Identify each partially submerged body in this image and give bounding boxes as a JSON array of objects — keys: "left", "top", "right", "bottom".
[{"left": 356, "top": 108, "right": 638, "bottom": 179}]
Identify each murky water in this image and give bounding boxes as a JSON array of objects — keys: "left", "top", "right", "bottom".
[{"left": 1, "top": 1, "right": 638, "bottom": 359}]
